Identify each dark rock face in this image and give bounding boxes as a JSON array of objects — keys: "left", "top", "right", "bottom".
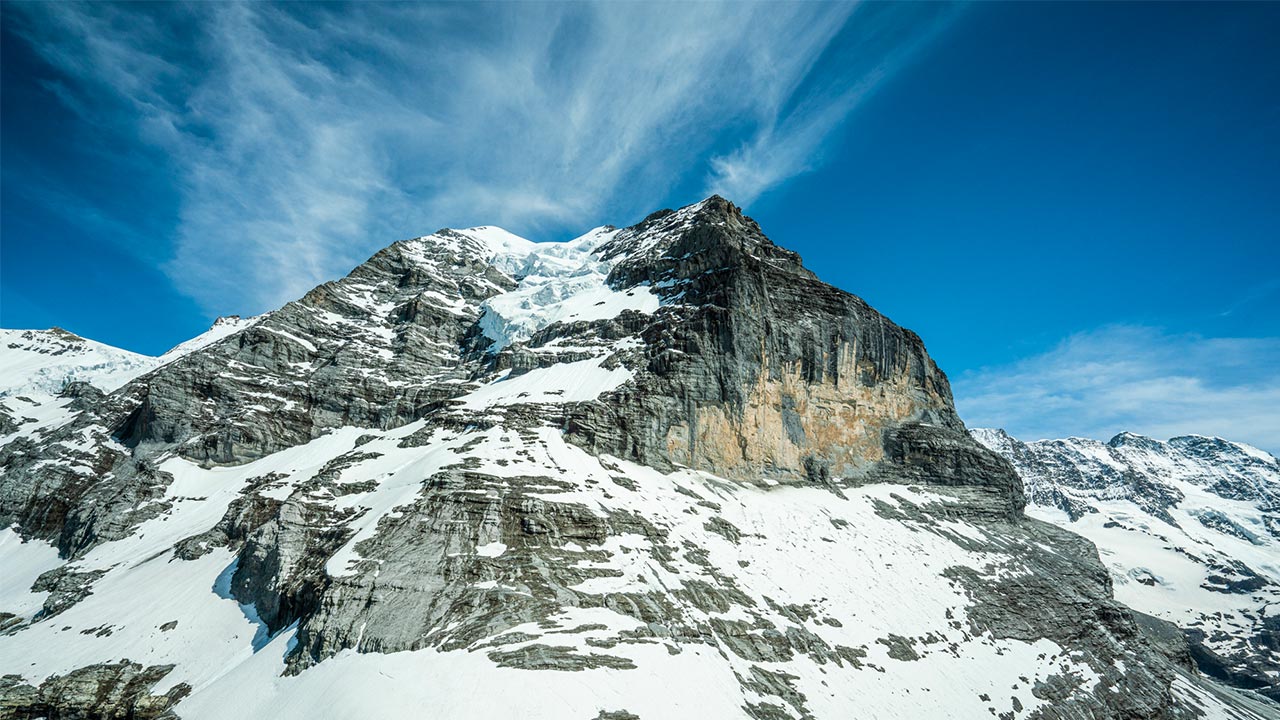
[
  {"left": 872, "top": 422, "right": 1025, "bottom": 519},
  {"left": 117, "top": 240, "right": 515, "bottom": 465},
  {"left": 569, "top": 197, "right": 966, "bottom": 489},
  {"left": 0, "top": 197, "right": 1268, "bottom": 718},
  {"left": 942, "top": 523, "right": 1170, "bottom": 720},
  {"left": 30, "top": 566, "right": 106, "bottom": 621},
  {"left": 288, "top": 471, "right": 666, "bottom": 671}
]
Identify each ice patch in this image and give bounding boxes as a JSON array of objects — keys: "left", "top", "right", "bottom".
[
  {"left": 0, "top": 329, "right": 157, "bottom": 398},
  {"left": 459, "top": 226, "right": 658, "bottom": 350},
  {"left": 480, "top": 278, "right": 658, "bottom": 350}
]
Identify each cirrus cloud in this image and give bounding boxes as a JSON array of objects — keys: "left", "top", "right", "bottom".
[{"left": 8, "top": 1, "right": 959, "bottom": 315}]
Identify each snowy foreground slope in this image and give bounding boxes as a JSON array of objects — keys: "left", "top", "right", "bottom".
[
  {"left": 973, "top": 428, "right": 1280, "bottom": 703},
  {"left": 1, "top": 197, "right": 1274, "bottom": 719}
]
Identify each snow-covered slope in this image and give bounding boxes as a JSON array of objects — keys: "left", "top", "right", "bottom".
[
  {"left": 156, "top": 315, "right": 260, "bottom": 362},
  {"left": 1, "top": 198, "right": 1271, "bottom": 719},
  {"left": 0, "top": 431, "right": 1128, "bottom": 720},
  {"left": 972, "top": 428, "right": 1280, "bottom": 701},
  {"left": 0, "top": 328, "right": 157, "bottom": 445},
  {"left": 0, "top": 328, "right": 157, "bottom": 398},
  {"left": 478, "top": 232, "right": 659, "bottom": 350}
]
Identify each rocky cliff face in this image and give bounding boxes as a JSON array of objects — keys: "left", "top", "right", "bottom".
[
  {"left": 0, "top": 197, "right": 1271, "bottom": 719},
  {"left": 973, "top": 427, "right": 1280, "bottom": 704}
]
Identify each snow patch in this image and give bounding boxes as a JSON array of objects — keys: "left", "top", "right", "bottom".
[
  {"left": 0, "top": 528, "right": 63, "bottom": 623},
  {"left": 475, "top": 541, "right": 507, "bottom": 558},
  {"left": 460, "top": 358, "right": 633, "bottom": 409}
]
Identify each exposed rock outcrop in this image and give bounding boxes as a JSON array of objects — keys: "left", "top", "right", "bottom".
[{"left": 0, "top": 662, "right": 189, "bottom": 720}]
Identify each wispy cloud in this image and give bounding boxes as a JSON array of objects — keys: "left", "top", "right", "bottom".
[
  {"left": 10, "top": 1, "right": 957, "bottom": 315},
  {"left": 704, "top": 2, "right": 961, "bottom": 204},
  {"left": 1219, "top": 278, "right": 1280, "bottom": 317},
  {"left": 953, "top": 325, "right": 1280, "bottom": 453}
]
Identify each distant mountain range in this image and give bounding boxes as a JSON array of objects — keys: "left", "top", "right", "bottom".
[{"left": 973, "top": 428, "right": 1280, "bottom": 701}]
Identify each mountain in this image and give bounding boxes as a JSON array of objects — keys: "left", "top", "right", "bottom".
[
  {"left": 972, "top": 428, "right": 1280, "bottom": 702},
  {"left": 1, "top": 197, "right": 1272, "bottom": 719},
  {"left": 0, "top": 327, "right": 156, "bottom": 440},
  {"left": 0, "top": 317, "right": 260, "bottom": 441}
]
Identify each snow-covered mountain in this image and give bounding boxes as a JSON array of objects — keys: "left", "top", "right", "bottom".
[
  {"left": 0, "top": 317, "right": 259, "bottom": 445},
  {"left": 972, "top": 428, "right": 1280, "bottom": 702},
  {"left": 1, "top": 197, "right": 1272, "bottom": 719},
  {"left": 0, "top": 328, "right": 156, "bottom": 397}
]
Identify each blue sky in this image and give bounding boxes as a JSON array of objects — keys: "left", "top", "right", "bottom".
[{"left": 2, "top": 2, "right": 1278, "bottom": 451}]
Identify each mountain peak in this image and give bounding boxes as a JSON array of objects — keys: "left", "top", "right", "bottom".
[
  {"left": 46, "top": 327, "right": 86, "bottom": 343},
  {"left": 1170, "top": 434, "right": 1279, "bottom": 465},
  {"left": 0, "top": 327, "right": 156, "bottom": 402},
  {"left": 696, "top": 192, "right": 740, "bottom": 216},
  {"left": 593, "top": 195, "right": 812, "bottom": 292},
  {"left": 1107, "top": 430, "right": 1164, "bottom": 450}
]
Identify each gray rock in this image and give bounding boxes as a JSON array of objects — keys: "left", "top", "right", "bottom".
[{"left": 0, "top": 662, "right": 190, "bottom": 719}]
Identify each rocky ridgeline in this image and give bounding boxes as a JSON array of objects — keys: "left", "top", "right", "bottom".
[
  {"left": 0, "top": 197, "right": 1273, "bottom": 719},
  {"left": 973, "top": 428, "right": 1280, "bottom": 703}
]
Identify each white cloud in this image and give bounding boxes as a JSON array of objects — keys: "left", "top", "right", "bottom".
[
  {"left": 11, "top": 1, "right": 958, "bottom": 315},
  {"left": 704, "top": 3, "right": 960, "bottom": 204},
  {"left": 953, "top": 325, "right": 1280, "bottom": 453}
]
